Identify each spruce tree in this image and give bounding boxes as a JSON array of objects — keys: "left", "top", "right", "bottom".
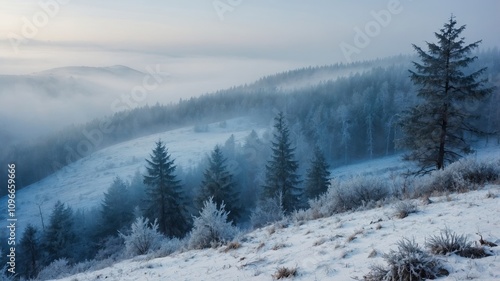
[
  {"left": 19, "top": 224, "right": 40, "bottom": 279},
  {"left": 143, "top": 140, "right": 189, "bottom": 237},
  {"left": 399, "top": 16, "right": 494, "bottom": 174},
  {"left": 42, "top": 201, "right": 76, "bottom": 263},
  {"left": 99, "top": 177, "right": 134, "bottom": 238},
  {"left": 262, "top": 112, "right": 302, "bottom": 213},
  {"left": 305, "top": 148, "right": 331, "bottom": 199},
  {"left": 197, "top": 146, "right": 241, "bottom": 222}
]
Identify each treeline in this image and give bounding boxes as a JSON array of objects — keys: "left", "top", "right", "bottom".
[
  {"left": 1, "top": 50, "right": 500, "bottom": 195},
  {"left": 2, "top": 110, "right": 332, "bottom": 279}
]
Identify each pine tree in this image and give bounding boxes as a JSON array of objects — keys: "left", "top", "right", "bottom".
[
  {"left": 128, "top": 170, "right": 146, "bottom": 208},
  {"left": 197, "top": 146, "right": 241, "bottom": 222},
  {"left": 399, "top": 16, "right": 494, "bottom": 174},
  {"left": 305, "top": 148, "right": 331, "bottom": 199},
  {"left": 42, "top": 201, "right": 76, "bottom": 263},
  {"left": 99, "top": 177, "right": 134, "bottom": 238},
  {"left": 143, "top": 140, "right": 189, "bottom": 237},
  {"left": 19, "top": 224, "right": 40, "bottom": 279},
  {"left": 262, "top": 112, "right": 302, "bottom": 213}
]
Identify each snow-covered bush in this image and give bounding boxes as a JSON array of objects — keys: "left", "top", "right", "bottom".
[
  {"left": 250, "top": 193, "right": 285, "bottom": 228},
  {"left": 307, "top": 177, "right": 390, "bottom": 219},
  {"left": 94, "top": 235, "right": 125, "bottom": 261},
  {"left": 188, "top": 198, "right": 238, "bottom": 249},
  {"left": 365, "top": 238, "right": 448, "bottom": 281},
  {"left": 120, "top": 217, "right": 163, "bottom": 256},
  {"left": 37, "top": 258, "right": 71, "bottom": 280},
  {"left": 416, "top": 158, "right": 500, "bottom": 195},
  {"left": 335, "top": 177, "right": 389, "bottom": 212},
  {"left": 273, "top": 266, "right": 297, "bottom": 279},
  {"left": 426, "top": 229, "right": 490, "bottom": 259},
  {"left": 394, "top": 201, "right": 418, "bottom": 219},
  {"left": 149, "top": 237, "right": 183, "bottom": 258},
  {"left": 459, "top": 158, "right": 499, "bottom": 185}
]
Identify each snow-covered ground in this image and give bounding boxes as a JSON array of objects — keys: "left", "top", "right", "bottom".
[
  {"left": 331, "top": 143, "right": 500, "bottom": 180},
  {"left": 55, "top": 185, "right": 500, "bottom": 281},
  {"left": 0, "top": 117, "right": 267, "bottom": 233},
  {"left": 2, "top": 115, "right": 499, "bottom": 280}
]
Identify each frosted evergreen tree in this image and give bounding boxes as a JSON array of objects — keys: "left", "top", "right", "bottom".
[
  {"left": 99, "top": 177, "right": 134, "bottom": 238},
  {"left": 143, "top": 140, "right": 189, "bottom": 237},
  {"left": 197, "top": 145, "right": 241, "bottom": 222},
  {"left": 399, "top": 16, "right": 494, "bottom": 174},
  {"left": 128, "top": 170, "right": 147, "bottom": 208},
  {"left": 305, "top": 148, "right": 331, "bottom": 199},
  {"left": 19, "top": 224, "right": 40, "bottom": 279},
  {"left": 43, "top": 201, "right": 76, "bottom": 263},
  {"left": 262, "top": 112, "right": 302, "bottom": 213},
  {"left": 188, "top": 197, "right": 238, "bottom": 249},
  {"left": 120, "top": 217, "right": 163, "bottom": 256}
]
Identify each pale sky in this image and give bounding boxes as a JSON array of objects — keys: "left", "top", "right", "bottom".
[
  {"left": 0, "top": 0, "right": 499, "bottom": 142},
  {"left": 1, "top": 0, "right": 499, "bottom": 75}
]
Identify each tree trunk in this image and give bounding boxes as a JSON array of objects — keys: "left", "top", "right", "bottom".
[{"left": 437, "top": 104, "right": 448, "bottom": 170}]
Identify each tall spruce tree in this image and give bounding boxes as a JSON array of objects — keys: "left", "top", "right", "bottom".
[
  {"left": 99, "top": 177, "right": 134, "bottom": 238},
  {"left": 143, "top": 140, "right": 189, "bottom": 237},
  {"left": 42, "top": 201, "right": 76, "bottom": 263},
  {"left": 19, "top": 224, "right": 40, "bottom": 279},
  {"left": 399, "top": 16, "right": 494, "bottom": 174},
  {"left": 197, "top": 146, "right": 241, "bottom": 222},
  {"left": 262, "top": 112, "right": 302, "bottom": 213},
  {"left": 305, "top": 147, "right": 331, "bottom": 199}
]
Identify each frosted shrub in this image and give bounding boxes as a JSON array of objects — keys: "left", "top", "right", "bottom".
[
  {"left": 308, "top": 177, "right": 389, "bottom": 219},
  {"left": 426, "top": 229, "right": 490, "bottom": 259},
  {"left": 37, "top": 258, "right": 70, "bottom": 280},
  {"left": 459, "top": 158, "right": 499, "bottom": 184},
  {"left": 94, "top": 235, "right": 125, "bottom": 261},
  {"left": 307, "top": 187, "right": 338, "bottom": 219},
  {"left": 394, "top": 201, "right": 418, "bottom": 219},
  {"left": 333, "top": 177, "right": 389, "bottom": 212},
  {"left": 417, "top": 158, "right": 500, "bottom": 195},
  {"left": 120, "top": 217, "right": 163, "bottom": 256},
  {"left": 188, "top": 198, "right": 238, "bottom": 249},
  {"left": 365, "top": 238, "right": 448, "bottom": 281},
  {"left": 150, "top": 237, "right": 183, "bottom": 258},
  {"left": 250, "top": 193, "right": 285, "bottom": 228}
]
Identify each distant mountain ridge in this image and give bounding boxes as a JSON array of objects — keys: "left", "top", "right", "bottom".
[{"left": 32, "top": 65, "right": 146, "bottom": 77}]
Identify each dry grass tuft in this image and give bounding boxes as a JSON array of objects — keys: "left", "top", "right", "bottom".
[
  {"left": 223, "top": 241, "right": 241, "bottom": 252},
  {"left": 368, "top": 249, "right": 378, "bottom": 258},
  {"left": 394, "top": 201, "right": 418, "bottom": 219},
  {"left": 272, "top": 243, "right": 287, "bottom": 251},
  {"left": 346, "top": 229, "right": 364, "bottom": 243},
  {"left": 273, "top": 266, "right": 297, "bottom": 279}
]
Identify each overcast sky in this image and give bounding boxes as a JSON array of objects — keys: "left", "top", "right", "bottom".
[
  {"left": 1, "top": 0, "right": 499, "bottom": 75},
  {"left": 0, "top": 0, "right": 499, "bottom": 142}
]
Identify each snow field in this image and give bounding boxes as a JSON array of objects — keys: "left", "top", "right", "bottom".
[
  {"left": 0, "top": 117, "right": 267, "bottom": 233},
  {"left": 56, "top": 186, "right": 500, "bottom": 281}
]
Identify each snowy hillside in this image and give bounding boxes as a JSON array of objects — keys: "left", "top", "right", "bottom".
[
  {"left": 54, "top": 186, "right": 500, "bottom": 281},
  {"left": 0, "top": 117, "right": 267, "bottom": 233}
]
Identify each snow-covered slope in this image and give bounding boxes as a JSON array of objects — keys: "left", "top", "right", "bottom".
[
  {"left": 46, "top": 142, "right": 499, "bottom": 281},
  {"left": 0, "top": 117, "right": 267, "bottom": 232},
  {"left": 56, "top": 186, "right": 500, "bottom": 281}
]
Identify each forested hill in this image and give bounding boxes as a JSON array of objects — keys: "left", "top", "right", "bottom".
[{"left": 2, "top": 51, "right": 500, "bottom": 194}]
